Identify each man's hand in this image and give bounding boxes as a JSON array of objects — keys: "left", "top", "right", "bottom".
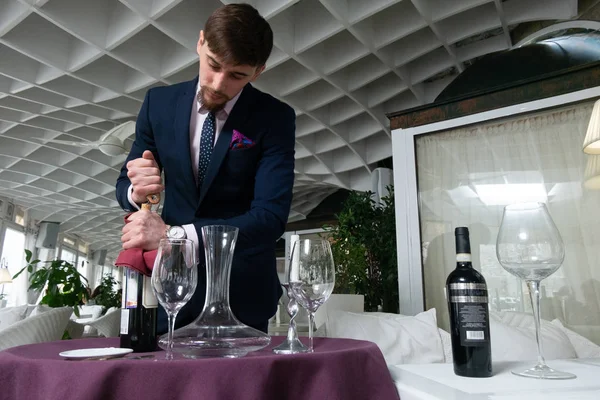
[
  {"left": 121, "top": 210, "right": 166, "bottom": 250},
  {"left": 127, "top": 150, "right": 164, "bottom": 205}
]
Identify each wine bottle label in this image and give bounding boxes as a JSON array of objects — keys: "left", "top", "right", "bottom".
[
  {"left": 449, "top": 285, "right": 488, "bottom": 303},
  {"left": 120, "top": 309, "right": 130, "bottom": 335},
  {"left": 449, "top": 283, "right": 486, "bottom": 290},
  {"left": 448, "top": 284, "right": 490, "bottom": 346},
  {"left": 456, "top": 253, "right": 471, "bottom": 262},
  {"left": 450, "top": 295, "right": 488, "bottom": 303},
  {"left": 124, "top": 269, "right": 138, "bottom": 308},
  {"left": 142, "top": 275, "right": 158, "bottom": 309},
  {"left": 456, "top": 303, "right": 490, "bottom": 347}
]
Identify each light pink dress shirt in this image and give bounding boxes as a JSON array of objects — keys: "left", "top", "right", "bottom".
[{"left": 127, "top": 84, "right": 242, "bottom": 254}]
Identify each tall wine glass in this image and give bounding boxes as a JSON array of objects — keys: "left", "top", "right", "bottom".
[
  {"left": 288, "top": 238, "right": 335, "bottom": 352},
  {"left": 152, "top": 238, "right": 198, "bottom": 360},
  {"left": 496, "top": 202, "right": 575, "bottom": 379}
]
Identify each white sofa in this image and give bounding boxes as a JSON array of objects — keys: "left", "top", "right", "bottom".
[{"left": 323, "top": 308, "right": 600, "bottom": 365}]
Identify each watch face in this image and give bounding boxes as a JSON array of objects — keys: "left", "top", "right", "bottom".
[{"left": 168, "top": 226, "right": 186, "bottom": 239}]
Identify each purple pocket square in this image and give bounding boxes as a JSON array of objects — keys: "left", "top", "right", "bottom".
[{"left": 230, "top": 130, "right": 255, "bottom": 149}]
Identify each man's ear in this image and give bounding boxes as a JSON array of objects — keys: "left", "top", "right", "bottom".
[
  {"left": 250, "top": 65, "right": 266, "bottom": 82},
  {"left": 196, "top": 30, "right": 205, "bottom": 55}
]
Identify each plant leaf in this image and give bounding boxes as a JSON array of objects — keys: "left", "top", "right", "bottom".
[{"left": 24, "top": 249, "right": 32, "bottom": 263}]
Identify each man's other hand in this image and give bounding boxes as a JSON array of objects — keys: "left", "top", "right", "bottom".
[
  {"left": 121, "top": 210, "right": 166, "bottom": 250},
  {"left": 127, "top": 150, "right": 164, "bottom": 204}
]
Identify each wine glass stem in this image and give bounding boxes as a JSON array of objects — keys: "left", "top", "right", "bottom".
[
  {"left": 308, "top": 312, "right": 315, "bottom": 352},
  {"left": 287, "top": 295, "right": 299, "bottom": 342},
  {"left": 526, "top": 280, "right": 546, "bottom": 367},
  {"left": 167, "top": 311, "right": 177, "bottom": 360}
]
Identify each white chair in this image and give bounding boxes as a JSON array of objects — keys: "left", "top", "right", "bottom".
[
  {"left": 72, "top": 305, "right": 103, "bottom": 323},
  {"left": 83, "top": 307, "right": 121, "bottom": 338},
  {"left": 65, "top": 319, "right": 85, "bottom": 339},
  {"left": 0, "top": 307, "right": 72, "bottom": 350}
]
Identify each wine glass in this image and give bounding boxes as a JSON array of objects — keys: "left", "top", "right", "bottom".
[
  {"left": 288, "top": 238, "right": 335, "bottom": 353},
  {"left": 151, "top": 238, "right": 198, "bottom": 360},
  {"left": 496, "top": 202, "right": 576, "bottom": 379}
]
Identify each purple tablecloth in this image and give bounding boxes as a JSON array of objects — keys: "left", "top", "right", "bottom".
[{"left": 0, "top": 336, "right": 400, "bottom": 400}]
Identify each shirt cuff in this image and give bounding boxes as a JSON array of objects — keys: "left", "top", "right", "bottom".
[
  {"left": 127, "top": 184, "right": 142, "bottom": 211},
  {"left": 183, "top": 224, "right": 200, "bottom": 260}
]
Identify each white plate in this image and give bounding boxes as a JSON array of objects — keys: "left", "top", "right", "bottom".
[{"left": 59, "top": 347, "right": 133, "bottom": 360}]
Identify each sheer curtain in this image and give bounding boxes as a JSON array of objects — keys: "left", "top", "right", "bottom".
[{"left": 416, "top": 101, "right": 600, "bottom": 344}]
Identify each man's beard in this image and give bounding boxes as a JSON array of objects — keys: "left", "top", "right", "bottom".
[{"left": 200, "top": 87, "right": 229, "bottom": 113}]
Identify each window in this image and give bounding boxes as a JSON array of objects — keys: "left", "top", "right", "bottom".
[
  {"left": 415, "top": 101, "right": 600, "bottom": 344},
  {"left": 0, "top": 227, "right": 26, "bottom": 306},
  {"left": 14, "top": 206, "right": 24, "bottom": 227},
  {"left": 60, "top": 248, "right": 77, "bottom": 266},
  {"left": 94, "top": 266, "right": 105, "bottom": 290}
]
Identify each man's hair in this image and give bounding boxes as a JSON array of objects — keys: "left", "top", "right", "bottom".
[{"left": 204, "top": 3, "right": 273, "bottom": 67}]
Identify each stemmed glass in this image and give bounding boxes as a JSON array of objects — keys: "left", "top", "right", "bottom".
[
  {"left": 273, "top": 234, "right": 308, "bottom": 354},
  {"left": 496, "top": 202, "right": 576, "bottom": 379},
  {"left": 288, "top": 238, "right": 335, "bottom": 353},
  {"left": 272, "top": 282, "right": 308, "bottom": 354},
  {"left": 151, "top": 238, "right": 198, "bottom": 360}
]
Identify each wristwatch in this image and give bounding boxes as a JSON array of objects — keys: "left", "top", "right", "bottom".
[{"left": 166, "top": 225, "right": 186, "bottom": 239}]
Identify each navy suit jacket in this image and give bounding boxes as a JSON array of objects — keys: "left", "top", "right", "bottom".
[{"left": 116, "top": 77, "right": 295, "bottom": 333}]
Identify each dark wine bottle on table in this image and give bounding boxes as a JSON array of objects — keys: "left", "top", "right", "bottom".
[
  {"left": 446, "top": 227, "right": 492, "bottom": 378},
  {"left": 120, "top": 268, "right": 158, "bottom": 352}
]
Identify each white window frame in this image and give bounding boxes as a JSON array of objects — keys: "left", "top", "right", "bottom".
[
  {"left": 391, "top": 85, "right": 600, "bottom": 316},
  {"left": 58, "top": 234, "right": 89, "bottom": 272}
]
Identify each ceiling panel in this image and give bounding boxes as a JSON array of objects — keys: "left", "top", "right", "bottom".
[{"left": 0, "top": 0, "right": 580, "bottom": 262}]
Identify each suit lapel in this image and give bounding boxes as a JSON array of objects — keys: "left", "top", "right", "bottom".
[
  {"left": 173, "top": 77, "right": 199, "bottom": 200},
  {"left": 198, "top": 83, "right": 255, "bottom": 205}
]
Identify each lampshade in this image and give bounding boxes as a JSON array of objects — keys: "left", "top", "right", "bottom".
[
  {"left": 583, "top": 99, "right": 600, "bottom": 154},
  {"left": 0, "top": 268, "right": 12, "bottom": 284},
  {"left": 584, "top": 155, "right": 600, "bottom": 190}
]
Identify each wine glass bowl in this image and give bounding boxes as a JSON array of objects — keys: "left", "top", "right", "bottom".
[
  {"left": 289, "top": 281, "right": 334, "bottom": 313},
  {"left": 496, "top": 202, "right": 564, "bottom": 281},
  {"left": 288, "top": 239, "right": 335, "bottom": 352},
  {"left": 152, "top": 238, "right": 198, "bottom": 360},
  {"left": 496, "top": 202, "right": 575, "bottom": 380}
]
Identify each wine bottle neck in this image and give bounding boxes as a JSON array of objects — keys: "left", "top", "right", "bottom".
[{"left": 456, "top": 253, "right": 472, "bottom": 263}]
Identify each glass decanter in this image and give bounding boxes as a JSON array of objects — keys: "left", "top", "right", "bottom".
[{"left": 163, "top": 225, "right": 271, "bottom": 358}]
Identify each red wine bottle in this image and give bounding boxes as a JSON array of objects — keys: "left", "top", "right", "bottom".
[
  {"left": 446, "top": 227, "right": 492, "bottom": 377},
  {"left": 120, "top": 268, "right": 157, "bottom": 352}
]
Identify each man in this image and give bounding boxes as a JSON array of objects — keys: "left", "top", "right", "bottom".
[{"left": 115, "top": 3, "right": 295, "bottom": 334}]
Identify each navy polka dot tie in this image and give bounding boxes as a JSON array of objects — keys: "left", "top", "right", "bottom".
[{"left": 198, "top": 111, "right": 215, "bottom": 188}]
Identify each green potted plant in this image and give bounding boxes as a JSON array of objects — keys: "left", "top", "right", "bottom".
[
  {"left": 324, "top": 186, "right": 398, "bottom": 312},
  {"left": 14, "top": 249, "right": 90, "bottom": 317},
  {"left": 91, "top": 273, "right": 121, "bottom": 311}
]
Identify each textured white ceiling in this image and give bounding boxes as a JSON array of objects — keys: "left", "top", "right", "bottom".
[{"left": 0, "top": 0, "right": 579, "bottom": 260}]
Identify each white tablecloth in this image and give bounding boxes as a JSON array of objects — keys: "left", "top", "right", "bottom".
[{"left": 389, "top": 359, "right": 600, "bottom": 399}]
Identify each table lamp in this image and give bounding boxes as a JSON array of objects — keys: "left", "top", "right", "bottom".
[
  {"left": 583, "top": 99, "right": 600, "bottom": 154},
  {"left": 584, "top": 155, "right": 600, "bottom": 190}
]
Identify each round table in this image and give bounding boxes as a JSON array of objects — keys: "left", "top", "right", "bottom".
[{"left": 0, "top": 336, "right": 400, "bottom": 400}]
